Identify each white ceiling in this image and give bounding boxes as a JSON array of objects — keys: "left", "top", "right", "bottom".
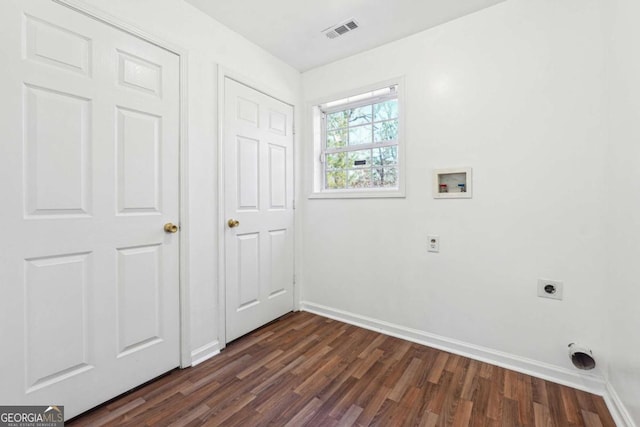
[{"left": 185, "top": 0, "right": 507, "bottom": 71}]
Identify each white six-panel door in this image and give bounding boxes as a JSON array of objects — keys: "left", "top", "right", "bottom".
[
  {"left": 0, "top": 1, "right": 181, "bottom": 419},
  {"left": 224, "top": 78, "right": 294, "bottom": 342}
]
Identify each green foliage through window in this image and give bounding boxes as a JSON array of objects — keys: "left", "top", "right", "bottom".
[{"left": 323, "top": 96, "right": 399, "bottom": 190}]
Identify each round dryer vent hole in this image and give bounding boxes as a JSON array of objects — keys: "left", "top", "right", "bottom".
[{"left": 568, "top": 343, "right": 596, "bottom": 370}]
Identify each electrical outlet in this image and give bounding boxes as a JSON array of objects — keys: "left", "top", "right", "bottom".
[
  {"left": 427, "top": 235, "right": 439, "bottom": 253},
  {"left": 538, "top": 279, "right": 563, "bottom": 300}
]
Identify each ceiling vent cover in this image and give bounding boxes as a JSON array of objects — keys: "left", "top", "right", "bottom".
[{"left": 323, "top": 19, "right": 359, "bottom": 39}]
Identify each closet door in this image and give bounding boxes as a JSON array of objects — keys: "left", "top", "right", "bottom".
[{"left": 0, "top": 0, "right": 181, "bottom": 418}]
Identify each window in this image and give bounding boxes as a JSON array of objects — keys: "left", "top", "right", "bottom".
[{"left": 310, "top": 79, "right": 404, "bottom": 198}]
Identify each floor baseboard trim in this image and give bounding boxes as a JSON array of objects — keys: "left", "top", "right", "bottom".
[
  {"left": 300, "top": 301, "right": 606, "bottom": 396},
  {"left": 604, "top": 382, "right": 636, "bottom": 427},
  {"left": 190, "top": 340, "right": 220, "bottom": 367}
]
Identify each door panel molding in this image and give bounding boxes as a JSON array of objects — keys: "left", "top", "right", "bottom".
[
  {"left": 217, "top": 66, "right": 297, "bottom": 349},
  {"left": 51, "top": 0, "right": 192, "bottom": 368},
  {"left": 1, "top": 0, "right": 183, "bottom": 416}
]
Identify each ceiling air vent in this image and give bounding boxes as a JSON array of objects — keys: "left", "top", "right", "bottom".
[{"left": 322, "top": 19, "right": 359, "bottom": 40}]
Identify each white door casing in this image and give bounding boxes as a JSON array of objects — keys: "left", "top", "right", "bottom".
[
  {"left": 224, "top": 78, "right": 295, "bottom": 342},
  {"left": 0, "top": 0, "right": 181, "bottom": 418}
]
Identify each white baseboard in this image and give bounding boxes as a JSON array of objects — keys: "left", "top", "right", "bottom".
[
  {"left": 190, "top": 340, "right": 221, "bottom": 367},
  {"left": 300, "top": 301, "right": 607, "bottom": 396},
  {"left": 604, "top": 382, "right": 637, "bottom": 427}
]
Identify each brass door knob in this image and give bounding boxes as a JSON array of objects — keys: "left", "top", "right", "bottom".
[
  {"left": 164, "top": 223, "right": 179, "bottom": 233},
  {"left": 227, "top": 219, "right": 240, "bottom": 228}
]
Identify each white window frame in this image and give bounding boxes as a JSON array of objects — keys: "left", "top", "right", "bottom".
[{"left": 308, "top": 77, "right": 406, "bottom": 199}]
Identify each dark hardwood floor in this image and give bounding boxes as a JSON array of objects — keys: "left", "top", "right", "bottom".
[{"left": 68, "top": 311, "right": 615, "bottom": 426}]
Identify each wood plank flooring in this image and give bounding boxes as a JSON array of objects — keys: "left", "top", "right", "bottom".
[{"left": 67, "top": 311, "right": 616, "bottom": 426}]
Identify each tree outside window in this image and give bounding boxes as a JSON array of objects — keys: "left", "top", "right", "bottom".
[{"left": 322, "top": 91, "right": 399, "bottom": 191}]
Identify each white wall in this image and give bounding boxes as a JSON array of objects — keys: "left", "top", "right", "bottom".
[
  {"left": 301, "top": 0, "right": 609, "bottom": 381},
  {"left": 76, "top": 0, "right": 301, "bottom": 360},
  {"left": 605, "top": 0, "right": 640, "bottom": 423}
]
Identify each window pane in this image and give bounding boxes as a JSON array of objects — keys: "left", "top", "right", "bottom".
[
  {"left": 320, "top": 90, "right": 400, "bottom": 195},
  {"left": 349, "top": 124, "right": 372, "bottom": 145},
  {"left": 373, "top": 168, "right": 398, "bottom": 188},
  {"left": 373, "top": 119, "right": 398, "bottom": 142},
  {"left": 326, "top": 170, "right": 347, "bottom": 189},
  {"left": 326, "top": 129, "right": 347, "bottom": 148},
  {"left": 374, "top": 100, "right": 398, "bottom": 121},
  {"left": 372, "top": 146, "right": 398, "bottom": 166},
  {"left": 327, "top": 111, "right": 349, "bottom": 130},
  {"left": 347, "top": 169, "right": 372, "bottom": 188},
  {"left": 346, "top": 105, "right": 372, "bottom": 127},
  {"left": 326, "top": 153, "right": 347, "bottom": 170},
  {"left": 347, "top": 149, "right": 371, "bottom": 168}
]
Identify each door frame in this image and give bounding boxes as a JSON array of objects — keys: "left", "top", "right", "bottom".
[
  {"left": 51, "top": 0, "right": 193, "bottom": 367},
  {"left": 217, "top": 66, "right": 297, "bottom": 349}
]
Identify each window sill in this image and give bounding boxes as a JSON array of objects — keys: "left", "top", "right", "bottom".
[{"left": 308, "top": 188, "right": 406, "bottom": 199}]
